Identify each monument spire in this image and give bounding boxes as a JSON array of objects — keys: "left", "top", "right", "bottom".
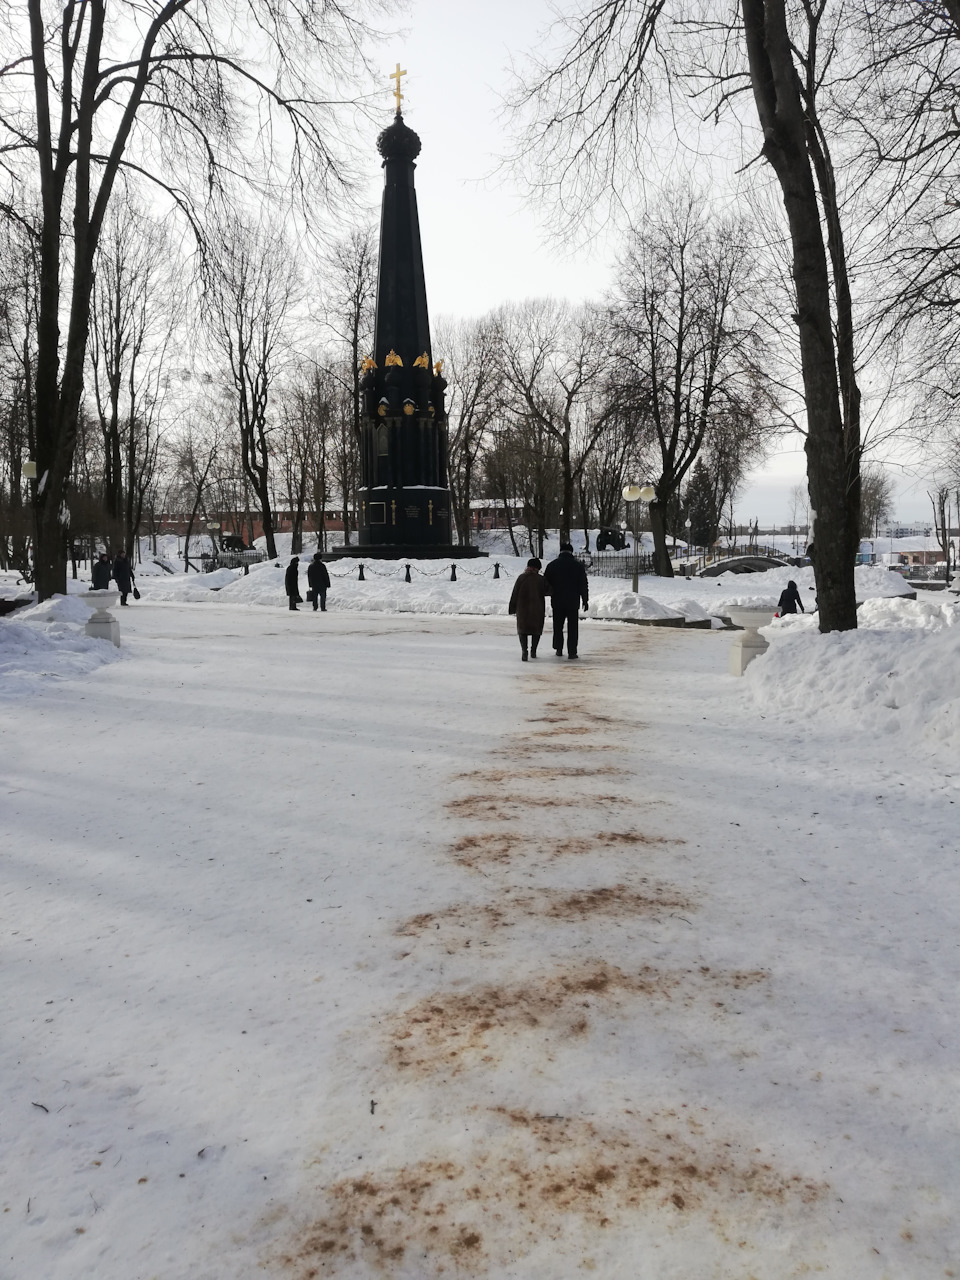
[{"left": 330, "top": 83, "right": 482, "bottom": 560}]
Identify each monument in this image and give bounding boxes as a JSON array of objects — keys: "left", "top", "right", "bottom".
[{"left": 331, "top": 67, "right": 483, "bottom": 559}]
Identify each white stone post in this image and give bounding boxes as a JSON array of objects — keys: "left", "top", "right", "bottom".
[
  {"left": 82, "top": 590, "right": 121, "bottom": 646},
  {"left": 725, "top": 607, "right": 775, "bottom": 676}
]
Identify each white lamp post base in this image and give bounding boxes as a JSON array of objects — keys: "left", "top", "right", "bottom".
[
  {"left": 82, "top": 591, "right": 121, "bottom": 647},
  {"left": 725, "top": 607, "right": 775, "bottom": 676}
]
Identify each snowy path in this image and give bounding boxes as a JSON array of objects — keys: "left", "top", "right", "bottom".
[{"left": 1, "top": 604, "right": 957, "bottom": 1279}]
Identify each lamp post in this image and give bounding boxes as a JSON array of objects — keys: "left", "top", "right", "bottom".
[{"left": 622, "top": 484, "right": 656, "bottom": 592}]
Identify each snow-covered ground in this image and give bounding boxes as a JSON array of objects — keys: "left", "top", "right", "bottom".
[{"left": 1, "top": 581, "right": 958, "bottom": 1278}]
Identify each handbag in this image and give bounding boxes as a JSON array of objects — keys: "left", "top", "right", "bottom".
[
  {"left": 132, "top": 586, "right": 141, "bottom": 600},
  {"left": 306, "top": 588, "right": 315, "bottom": 603}
]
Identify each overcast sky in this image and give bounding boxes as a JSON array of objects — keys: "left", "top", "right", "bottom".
[{"left": 361, "top": 0, "right": 932, "bottom": 526}]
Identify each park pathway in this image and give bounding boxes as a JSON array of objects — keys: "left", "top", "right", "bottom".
[{"left": 277, "top": 625, "right": 836, "bottom": 1279}]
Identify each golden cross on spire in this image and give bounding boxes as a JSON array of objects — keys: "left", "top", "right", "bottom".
[{"left": 390, "top": 62, "right": 406, "bottom": 113}]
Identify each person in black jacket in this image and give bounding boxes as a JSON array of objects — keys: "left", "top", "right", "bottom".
[
  {"left": 777, "top": 580, "right": 805, "bottom": 615},
  {"left": 284, "top": 556, "right": 302, "bottom": 611},
  {"left": 112, "top": 550, "right": 135, "bottom": 605},
  {"left": 307, "top": 553, "right": 331, "bottom": 612},
  {"left": 543, "top": 542, "right": 589, "bottom": 658},
  {"left": 92, "top": 552, "right": 112, "bottom": 590}
]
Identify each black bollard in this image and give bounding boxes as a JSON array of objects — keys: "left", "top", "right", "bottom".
[
  {"left": 404, "top": 563, "right": 411, "bottom": 583},
  {"left": 493, "top": 562, "right": 500, "bottom": 579},
  {"left": 358, "top": 563, "right": 365, "bottom": 581},
  {"left": 450, "top": 564, "right": 457, "bottom": 582}
]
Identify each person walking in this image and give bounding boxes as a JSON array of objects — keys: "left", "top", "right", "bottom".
[
  {"left": 112, "top": 550, "right": 135, "bottom": 605},
  {"left": 543, "top": 542, "right": 589, "bottom": 659},
  {"left": 284, "top": 556, "right": 302, "bottom": 611},
  {"left": 777, "top": 579, "right": 805, "bottom": 616},
  {"left": 508, "top": 557, "right": 550, "bottom": 661},
  {"left": 92, "top": 552, "right": 112, "bottom": 590},
  {"left": 307, "top": 553, "right": 331, "bottom": 612}
]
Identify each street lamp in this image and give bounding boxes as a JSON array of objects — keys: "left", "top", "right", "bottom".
[{"left": 623, "top": 484, "right": 656, "bottom": 591}]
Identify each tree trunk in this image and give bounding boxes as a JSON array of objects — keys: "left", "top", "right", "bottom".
[
  {"left": 559, "top": 433, "right": 573, "bottom": 544},
  {"left": 742, "top": 0, "right": 858, "bottom": 631},
  {"left": 648, "top": 500, "right": 674, "bottom": 577}
]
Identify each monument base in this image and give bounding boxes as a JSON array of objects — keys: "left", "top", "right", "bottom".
[{"left": 326, "top": 543, "right": 487, "bottom": 561}]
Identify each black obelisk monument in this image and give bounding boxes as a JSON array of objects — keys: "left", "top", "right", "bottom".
[{"left": 333, "top": 72, "right": 482, "bottom": 559}]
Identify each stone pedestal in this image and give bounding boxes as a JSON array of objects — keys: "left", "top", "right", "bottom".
[
  {"left": 82, "top": 591, "right": 121, "bottom": 646},
  {"left": 725, "top": 607, "right": 775, "bottom": 676}
]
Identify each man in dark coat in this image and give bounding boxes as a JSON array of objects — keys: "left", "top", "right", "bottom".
[
  {"left": 112, "top": 550, "right": 135, "bottom": 605},
  {"left": 307, "top": 552, "right": 331, "bottom": 612},
  {"left": 777, "top": 579, "right": 805, "bottom": 615},
  {"left": 92, "top": 553, "right": 112, "bottom": 590},
  {"left": 284, "top": 556, "right": 302, "bottom": 611},
  {"left": 508, "top": 557, "right": 550, "bottom": 660},
  {"left": 543, "top": 542, "right": 589, "bottom": 658}
]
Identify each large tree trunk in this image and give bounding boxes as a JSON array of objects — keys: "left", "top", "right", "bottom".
[
  {"left": 559, "top": 433, "right": 574, "bottom": 544},
  {"left": 648, "top": 500, "right": 674, "bottom": 577},
  {"left": 742, "top": 0, "right": 858, "bottom": 631}
]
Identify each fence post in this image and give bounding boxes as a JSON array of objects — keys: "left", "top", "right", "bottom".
[
  {"left": 404, "top": 563, "right": 411, "bottom": 583},
  {"left": 358, "top": 563, "right": 365, "bottom": 581},
  {"left": 493, "top": 562, "right": 500, "bottom": 579},
  {"left": 450, "top": 564, "right": 457, "bottom": 582}
]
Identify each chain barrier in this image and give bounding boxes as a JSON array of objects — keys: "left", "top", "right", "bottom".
[{"left": 279, "top": 559, "right": 514, "bottom": 582}]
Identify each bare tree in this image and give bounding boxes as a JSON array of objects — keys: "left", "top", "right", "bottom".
[
  {"left": 1, "top": 0, "right": 380, "bottom": 598},
  {"left": 0, "top": 218, "right": 39, "bottom": 575},
  {"left": 610, "top": 191, "right": 778, "bottom": 575},
  {"left": 860, "top": 462, "right": 894, "bottom": 539},
  {"left": 319, "top": 225, "right": 377, "bottom": 545},
  {"left": 167, "top": 419, "right": 224, "bottom": 571},
  {"left": 579, "top": 405, "right": 651, "bottom": 545},
  {"left": 508, "top": 0, "right": 871, "bottom": 628},
  {"left": 788, "top": 482, "right": 811, "bottom": 554},
  {"left": 275, "top": 360, "right": 339, "bottom": 554},
  {"left": 930, "top": 484, "right": 953, "bottom": 585},
  {"left": 204, "top": 215, "right": 301, "bottom": 559},
  {"left": 88, "top": 197, "right": 179, "bottom": 557},
  {"left": 492, "top": 298, "right": 616, "bottom": 545},
  {"left": 434, "top": 316, "right": 498, "bottom": 546}
]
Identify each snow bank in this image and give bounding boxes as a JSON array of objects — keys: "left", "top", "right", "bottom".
[
  {"left": 209, "top": 558, "right": 516, "bottom": 615},
  {"left": 126, "top": 554, "right": 918, "bottom": 627},
  {"left": 136, "top": 566, "right": 243, "bottom": 602},
  {"left": 747, "top": 595, "right": 960, "bottom": 753},
  {"left": 0, "top": 594, "right": 123, "bottom": 699},
  {"left": 590, "top": 589, "right": 684, "bottom": 623}
]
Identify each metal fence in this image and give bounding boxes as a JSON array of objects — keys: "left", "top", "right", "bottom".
[
  {"left": 578, "top": 550, "right": 657, "bottom": 579},
  {"left": 201, "top": 549, "right": 268, "bottom": 571}
]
